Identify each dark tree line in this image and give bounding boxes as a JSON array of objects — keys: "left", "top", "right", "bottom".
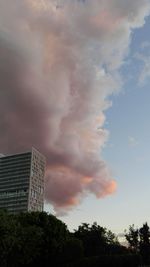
[
  {"left": 0, "top": 209, "right": 146, "bottom": 267},
  {"left": 125, "top": 222, "right": 150, "bottom": 265}
]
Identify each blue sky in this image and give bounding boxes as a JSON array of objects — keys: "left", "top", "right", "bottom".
[{"left": 58, "top": 14, "right": 150, "bottom": 235}]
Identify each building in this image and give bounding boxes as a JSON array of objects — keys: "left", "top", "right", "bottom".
[{"left": 0, "top": 148, "right": 46, "bottom": 214}]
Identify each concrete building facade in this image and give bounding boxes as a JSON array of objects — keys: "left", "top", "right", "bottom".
[{"left": 0, "top": 148, "right": 46, "bottom": 214}]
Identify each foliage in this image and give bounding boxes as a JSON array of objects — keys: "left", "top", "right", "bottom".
[
  {"left": 0, "top": 209, "right": 147, "bottom": 267},
  {"left": 125, "top": 224, "right": 139, "bottom": 252},
  {"left": 139, "top": 223, "right": 150, "bottom": 264},
  {"left": 125, "top": 222, "right": 150, "bottom": 265},
  {"left": 74, "top": 222, "right": 119, "bottom": 257},
  {"left": 0, "top": 210, "right": 69, "bottom": 267},
  {"left": 62, "top": 254, "right": 141, "bottom": 267}
]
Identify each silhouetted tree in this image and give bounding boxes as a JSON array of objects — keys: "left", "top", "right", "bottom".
[
  {"left": 0, "top": 210, "right": 143, "bottom": 267},
  {"left": 125, "top": 222, "right": 150, "bottom": 265},
  {"left": 74, "top": 222, "right": 119, "bottom": 257},
  {"left": 0, "top": 210, "right": 72, "bottom": 267},
  {"left": 125, "top": 225, "right": 139, "bottom": 252},
  {"left": 61, "top": 237, "right": 84, "bottom": 264},
  {"left": 139, "top": 222, "right": 150, "bottom": 264}
]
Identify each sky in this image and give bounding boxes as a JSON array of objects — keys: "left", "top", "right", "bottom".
[
  {"left": 61, "top": 14, "right": 150, "bottom": 234},
  {"left": 0, "top": 0, "right": 150, "bottom": 235}
]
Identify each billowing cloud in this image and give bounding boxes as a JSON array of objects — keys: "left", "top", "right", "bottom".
[{"left": 0, "top": 0, "right": 149, "bottom": 214}]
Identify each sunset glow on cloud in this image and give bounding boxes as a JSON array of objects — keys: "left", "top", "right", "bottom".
[{"left": 0, "top": 0, "right": 150, "bottom": 214}]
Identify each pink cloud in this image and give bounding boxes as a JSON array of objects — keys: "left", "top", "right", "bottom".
[{"left": 0, "top": 0, "right": 149, "bottom": 214}]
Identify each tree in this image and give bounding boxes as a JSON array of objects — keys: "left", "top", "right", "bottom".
[
  {"left": 106, "top": 230, "right": 119, "bottom": 245},
  {"left": 125, "top": 225, "right": 139, "bottom": 252},
  {"left": 139, "top": 223, "right": 150, "bottom": 264},
  {"left": 125, "top": 223, "right": 150, "bottom": 265},
  {"left": 61, "top": 237, "right": 84, "bottom": 263},
  {"left": 74, "top": 222, "right": 119, "bottom": 257},
  {"left": 0, "top": 210, "right": 71, "bottom": 267}
]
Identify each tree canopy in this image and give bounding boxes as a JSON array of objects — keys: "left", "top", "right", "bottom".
[{"left": 0, "top": 209, "right": 146, "bottom": 267}]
